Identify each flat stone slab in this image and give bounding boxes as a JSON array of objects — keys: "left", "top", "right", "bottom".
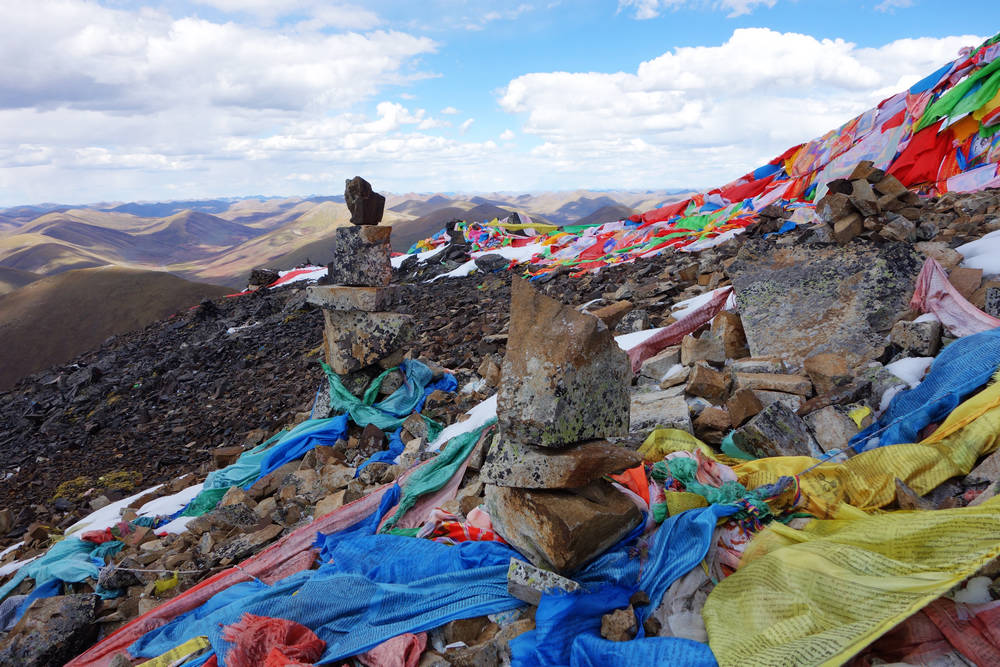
[
  {"left": 630, "top": 390, "right": 692, "bottom": 434},
  {"left": 486, "top": 480, "right": 642, "bottom": 573},
  {"left": 307, "top": 285, "right": 398, "bottom": 312},
  {"left": 731, "top": 400, "right": 824, "bottom": 458},
  {"left": 322, "top": 309, "right": 412, "bottom": 374},
  {"left": 507, "top": 557, "right": 580, "bottom": 605},
  {"left": 326, "top": 225, "right": 392, "bottom": 287},
  {"left": 498, "top": 277, "right": 630, "bottom": 448},
  {"left": 481, "top": 439, "right": 641, "bottom": 488},
  {"left": 728, "top": 239, "right": 923, "bottom": 367}
]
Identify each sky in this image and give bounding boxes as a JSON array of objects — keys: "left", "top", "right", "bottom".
[{"left": 0, "top": 0, "right": 995, "bottom": 206}]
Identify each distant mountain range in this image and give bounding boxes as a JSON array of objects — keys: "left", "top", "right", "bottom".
[{"left": 0, "top": 189, "right": 689, "bottom": 288}]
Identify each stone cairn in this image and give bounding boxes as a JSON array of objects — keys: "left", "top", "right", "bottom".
[
  {"left": 483, "top": 277, "right": 642, "bottom": 575},
  {"left": 306, "top": 177, "right": 412, "bottom": 392}
]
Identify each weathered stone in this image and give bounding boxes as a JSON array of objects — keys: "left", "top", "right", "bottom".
[
  {"left": 890, "top": 319, "right": 942, "bottom": 356},
  {"left": 248, "top": 268, "right": 280, "bottom": 288},
  {"left": 498, "top": 277, "right": 630, "bottom": 448},
  {"left": 321, "top": 309, "right": 412, "bottom": 374},
  {"left": 219, "top": 486, "right": 254, "bottom": 509},
  {"left": 685, "top": 364, "right": 730, "bottom": 402},
  {"left": 948, "top": 267, "right": 983, "bottom": 300},
  {"left": 733, "top": 372, "right": 812, "bottom": 396},
  {"left": 879, "top": 213, "right": 916, "bottom": 243},
  {"left": 804, "top": 405, "right": 858, "bottom": 453},
  {"left": 211, "top": 445, "right": 243, "bottom": 469},
  {"left": 658, "top": 365, "right": 689, "bottom": 389},
  {"left": 693, "top": 406, "right": 730, "bottom": 445},
  {"left": 0, "top": 595, "right": 97, "bottom": 667},
  {"left": 680, "top": 335, "right": 726, "bottom": 366},
  {"left": 638, "top": 346, "right": 680, "bottom": 383},
  {"left": 486, "top": 481, "right": 642, "bottom": 573},
  {"left": 630, "top": 390, "right": 692, "bottom": 434},
  {"left": 832, "top": 213, "right": 863, "bottom": 244},
  {"left": 966, "top": 448, "right": 1000, "bottom": 485},
  {"left": 344, "top": 176, "right": 385, "bottom": 226},
  {"left": 710, "top": 311, "right": 749, "bottom": 359},
  {"left": 985, "top": 287, "right": 1000, "bottom": 318},
  {"left": 815, "top": 192, "right": 854, "bottom": 223},
  {"left": 248, "top": 461, "right": 300, "bottom": 500},
  {"left": 731, "top": 357, "right": 786, "bottom": 374},
  {"left": 481, "top": 439, "right": 641, "bottom": 489},
  {"left": 873, "top": 174, "right": 908, "bottom": 198},
  {"left": 849, "top": 179, "right": 879, "bottom": 217},
  {"left": 601, "top": 606, "right": 637, "bottom": 642},
  {"left": 751, "top": 389, "right": 804, "bottom": 413},
  {"left": 727, "top": 388, "right": 763, "bottom": 427},
  {"left": 478, "top": 356, "right": 502, "bottom": 387},
  {"left": 589, "top": 300, "right": 634, "bottom": 330},
  {"left": 0, "top": 509, "right": 11, "bottom": 535},
  {"left": 729, "top": 239, "right": 923, "bottom": 367},
  {"left": 325, "top": 225, "right": 392, "bottom": 287},
  {"left": 475, "top": 253, "right": 508, "bottom": 273},
  {"left": 314, "top": 490, "right": 346, "bottom": 518},
  {"left": 507, "top": 557, "right": 580, "bottom": 605},
  {"left": 615, "top": 308, "right": 650, "bottom": 333},
  {"left": 914, "top": 241, "right": 963, "bottom": 271},
  {"left": 803, "top": 353, "right": 851, "bottom": 396},
  {"left": 894, "top": 479, "right": 935, "bottom": 511},
  {"left": 731, "top": 401, "right": 824, "bottom": 458},
  {"left": 306, "top": 285, "right": 398, "bottom": 311}
]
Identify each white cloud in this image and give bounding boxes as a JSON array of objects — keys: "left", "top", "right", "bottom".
[
  {"left": 498, "top": 28, "right": 981, "bottom": 188},
  {"left": 875, "top": 0, "right": 914, "bottom": 12},
  {"left": 500, "top": 129, "right": 516, "bottom": 141},
  {"left": 459, "top": 118, "right": 475, "bottom": 135},
  {"left": 618, "top": 0, "right": 776, "bottom": 19},
  {"left": 191, "top": 0, "right": 381, "bottom": 29},
  {"left": 441, "top": 106, "right": 460, "bottom": 115}
]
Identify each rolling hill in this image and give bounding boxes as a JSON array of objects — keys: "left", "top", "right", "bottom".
[
  {"left": 0, "top": 266, "right": 231, "bottom": 391},
  {"left": 0, "top": 267, "right": 41, "bottom": 296}
]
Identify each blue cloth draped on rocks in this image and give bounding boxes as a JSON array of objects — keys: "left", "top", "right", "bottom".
[
  {"left": 850, "top": 327, "right": 1000, "bottom": 452},
  {"left": 128, "top": 498, "right": 734, "bottom": 666}
]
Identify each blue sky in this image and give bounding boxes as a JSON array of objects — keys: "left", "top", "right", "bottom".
[{"left": 0, "top": 0, "right": 995, "bottom": 205}]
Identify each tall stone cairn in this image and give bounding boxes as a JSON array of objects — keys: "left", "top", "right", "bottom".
[
  {"left": 306, "top": 177, "right": 411, "bottom": 379},
  {"left": 483, "top": 277, "right": 641, "bottom": 574}
]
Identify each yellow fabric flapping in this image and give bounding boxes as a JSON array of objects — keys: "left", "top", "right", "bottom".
[
  {"left": 497, "top": 222, "right": 559, "bottom": 234},
  {"left": 703, "top": 498, "right": 1000, "bottom": 667},
  {"left": 153, "top": 571, "right": 178, "bottom": 595},
  {"left": 136, "top": 636, "right": 210, "bottom": 667},
  {"left": 734, "top": 380, "right": 1000, "bottom": 518},
  {"left": 638, "top": 428, "right": 743, "bottom": 466},
  {"left": 973, "top": 89, "right": 1000, "bottom": 122},
  {"left": 664, "top": 491, "right": 709, "bottom": 516}
]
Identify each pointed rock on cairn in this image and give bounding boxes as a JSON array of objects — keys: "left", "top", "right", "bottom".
[
  {"left": 307, "top": 177, "right": 411, "bottom": 380},
  {"left": 484, "top": 277, "right": 641, "bottom": 574}
]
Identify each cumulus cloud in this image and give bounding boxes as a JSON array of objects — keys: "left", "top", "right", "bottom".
[
  {"left": 498, "top": 28, "right": 982, "bottom": 188},
  {"left": 441, "top": 106, "right": 460, "bottom": 115},
  {"left": 500, "top": 129, "right": 516, "bottom": 141},
  {"left": 459, "top": 118, "right": 475, "bottom": 135}
]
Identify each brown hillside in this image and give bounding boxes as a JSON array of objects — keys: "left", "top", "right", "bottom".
[
  {"left": 0, "top": 266, "right": 231, "bottom": 390},
  {"left": 0, "top": 267, "right": 41, "bottom": 295},
  {"left": 0, "top": 241, "right": 109, "bottom": 275}
]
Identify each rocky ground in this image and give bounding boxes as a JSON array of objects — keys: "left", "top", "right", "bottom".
[{"left": 1, "top": 176, "right": 1000, "bottom": 665}]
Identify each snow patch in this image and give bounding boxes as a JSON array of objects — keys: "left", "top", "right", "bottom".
[
  {"left": 885, "top": 357, "right": 934, "bottom": 389},
  {"left": 428, "top": 394, "right": 497, "bottom": 452}
]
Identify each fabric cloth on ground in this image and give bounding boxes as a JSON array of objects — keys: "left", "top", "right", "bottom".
[
  {"left": 737, "top": 376, "right": 1000, "bottom": 518},
  {"left": 510, "top": 504, "right": 736, "bottom": 667},
  {"left": 220, "top": 613, "right": 325, "bottom": 667},
  {"left": 357, "top": 632, "right": 427, "bottom": 667},
  {"left": 849, "top": 326, "right": 1000, "bottom": 452},
  {"left": 203, "top": 536, "right": 522, "bottom": 665},
  {"left": 379, "top": 420, "right": 495, "bottom": 532},
  {"left": 703, "top": 498, "right": 1000, "bottom": 667},
  {"left": 70, "top": 476, "right": 407, "bottom": 667},
  {"left": 136, "top": 636, "right": 211, "bottom": 667},
  {"left": 182, "top": 431, "right": 288, "bottom": 517},
  {"left": 625, "top": 287, "right": 732, "bottom": 373},
  {"left": 0, "top": 537, "right": 100, "bottom": 604},
  {"left": 849, "top": 597, "right": 1000, "bottom": 666},
  {"left": 909, "top": 257, "right": 1000, "bottom": 337}
]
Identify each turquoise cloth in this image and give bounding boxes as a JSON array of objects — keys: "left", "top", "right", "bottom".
[{"left": 0, "top": 537, "right": 101, "bottom": 603}]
